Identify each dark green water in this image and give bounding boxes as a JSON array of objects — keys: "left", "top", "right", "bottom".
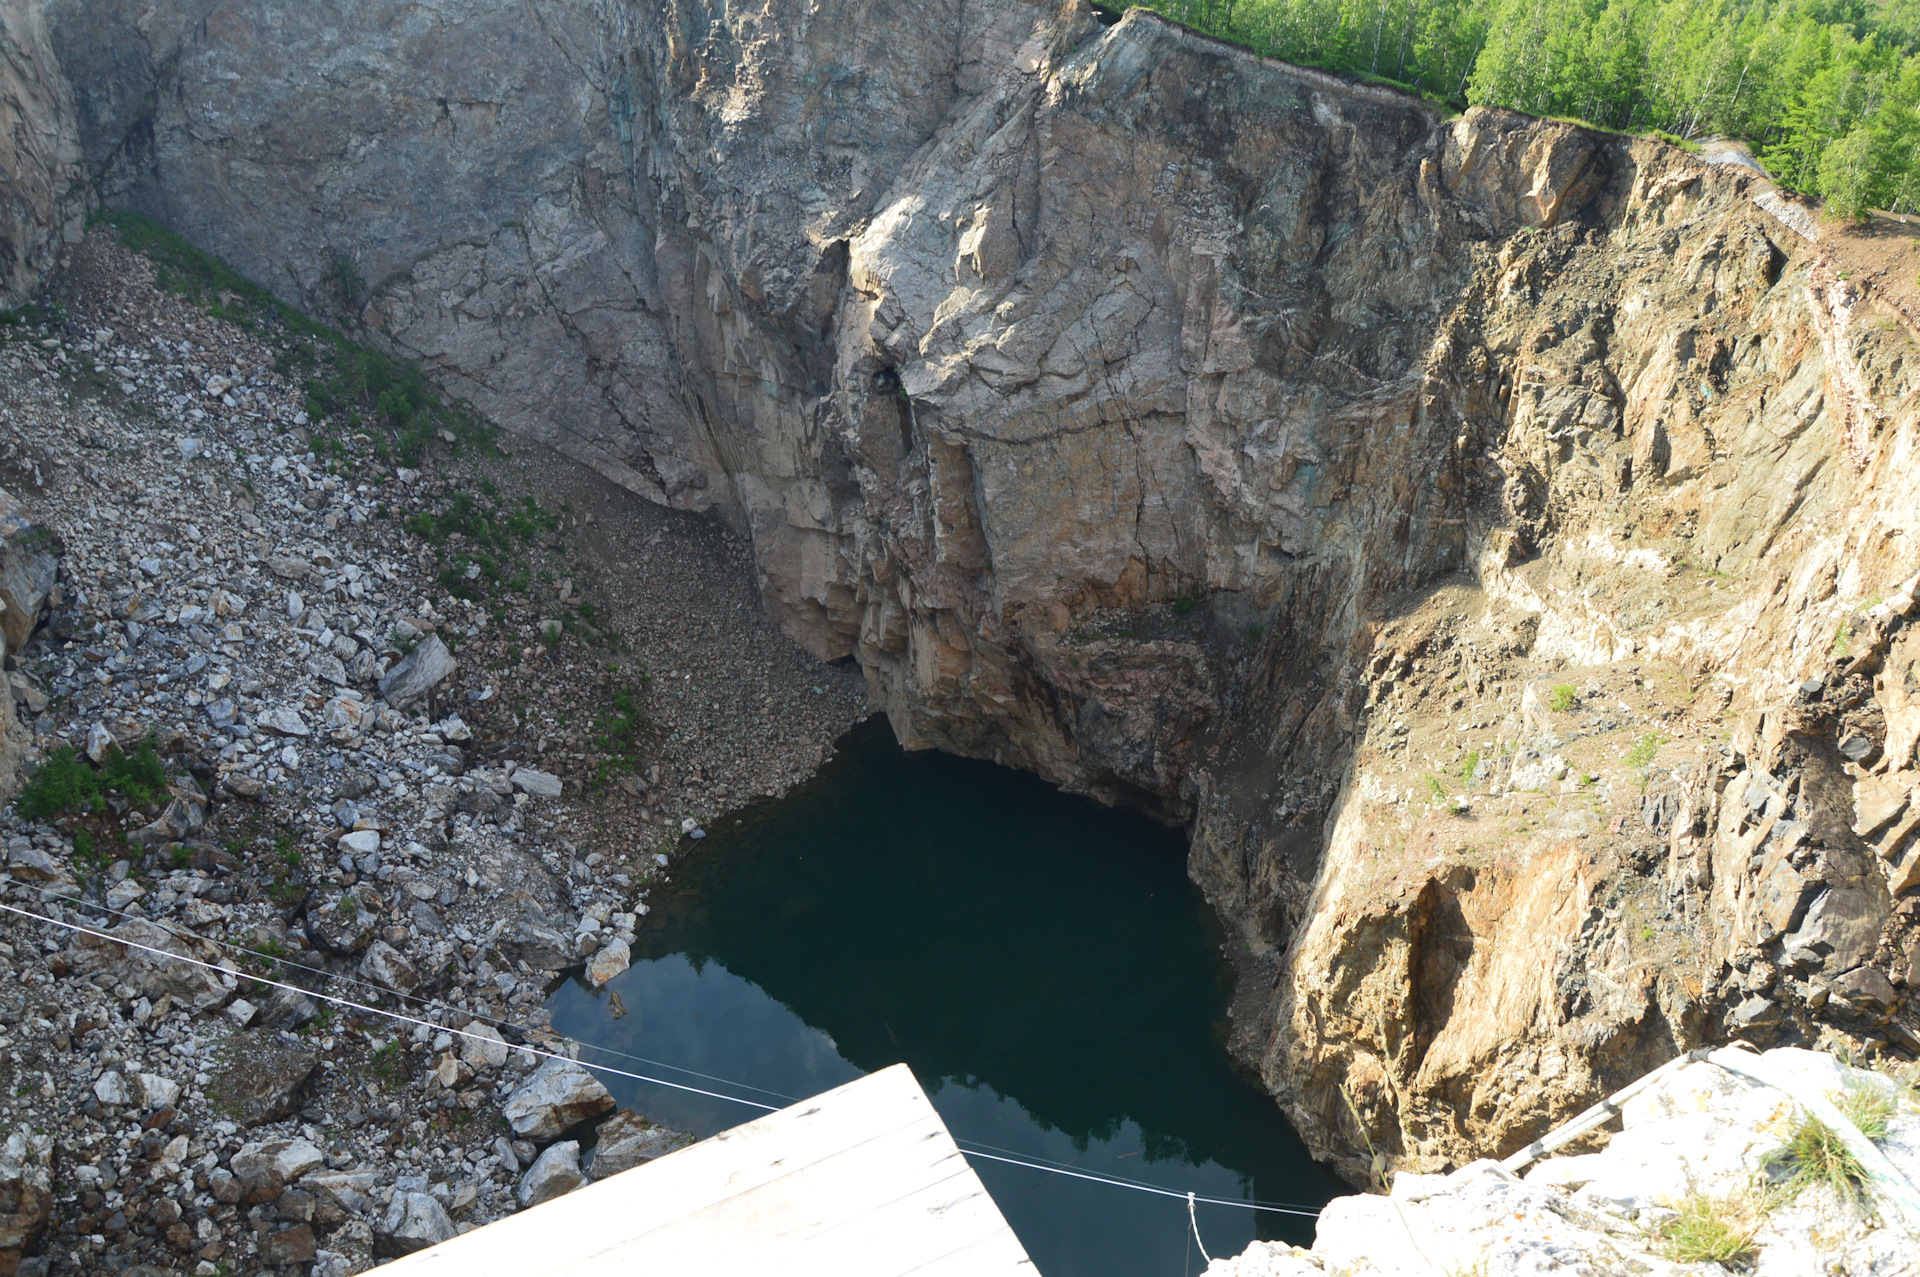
[{"left": 547, "top": 719, "right": 1343, "bottom": 1276}]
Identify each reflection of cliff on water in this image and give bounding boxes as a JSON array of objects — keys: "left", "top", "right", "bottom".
[{"left": 622, "top": 717, "right": 1333, "bottom": 1189}]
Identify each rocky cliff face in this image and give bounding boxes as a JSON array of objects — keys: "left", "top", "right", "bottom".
[
  {"left": 9, "top": 0, "right": 1920, "bottom": 1186},
  {"left": 0, "top": 0, "right": 82, "bottom": 305}
]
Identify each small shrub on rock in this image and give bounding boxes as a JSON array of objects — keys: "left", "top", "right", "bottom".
[
  {"left": 1657, "top": 1192, "right": 1761, "bottom": 1267},
  {"left": 1769, "top": 1110, "right": 1867, "bottom": 1200}
]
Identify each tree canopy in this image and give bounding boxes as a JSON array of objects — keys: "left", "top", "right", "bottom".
[{"left": 1135, "top": 0, "right": 1920, "bottom": 217}]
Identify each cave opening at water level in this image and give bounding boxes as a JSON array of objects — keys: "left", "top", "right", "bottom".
[{"left": 547, "top": 717, "right": 1347, "bottom": 1276}]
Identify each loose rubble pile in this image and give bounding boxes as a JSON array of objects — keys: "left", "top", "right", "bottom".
[
  {"left": 0, "top": 230, "right": 864, "bottom": 1274},
  {"left": 1210, "top": 1046, "right": 1920, "bottom": 1277}
]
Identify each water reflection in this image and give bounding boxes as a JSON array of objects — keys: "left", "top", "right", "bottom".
[{"left": 548, "top": 720, "right": 1343, "bottom": 1276}]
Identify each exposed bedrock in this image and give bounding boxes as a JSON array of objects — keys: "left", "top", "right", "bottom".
[
  {"left": 15, "top": 0, "right": 1920, "bottom": 1184},
  {"left": 0, "top": 0, "right": 83, "bottom": 305}
]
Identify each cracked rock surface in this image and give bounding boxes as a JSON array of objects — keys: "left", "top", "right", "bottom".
[{"left": 1208, "top": 1048, "right": 1920, "bottom": 1277}]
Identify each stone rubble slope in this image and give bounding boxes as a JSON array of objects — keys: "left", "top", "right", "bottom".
[
  {"left": 1209, "top": 1047, "right": 1920, "bottom": 1277},
  {"left": 0, "top": 230, "right": 865, "bottom": 1275}
]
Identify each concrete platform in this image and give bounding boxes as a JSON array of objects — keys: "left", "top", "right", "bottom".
[{"left": 381, "top": 1062, "right": 1036, "bottom": 1275}]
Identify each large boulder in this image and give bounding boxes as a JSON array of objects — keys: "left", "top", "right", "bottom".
[
  {"left": 0, "top": 486, "right": 58, "bottom": 658},
  {"left": 517, "top": 1140, "right": 586, "bottom": 1207},
  {"left": 501, "top": 1059, "right": 613, "bottom": 1142},
  {"left": 458, "top": 1023, "right": 510, "bottom": 1071},
  {"left": 69, "top": 918, "right": 235, "bottom": 1012},
  {"left": 0, "top": 1129, "right": 53, "bottom": 1276},
  {"left": 374, "top": 1190, "right": 455, "bottom": 1258},
  {"left": 306, "top": 898, "right": 377, "bottom": 954},
  {"left": 378, "top": 634, "right": 456, "bottom": 708},
  {"left": 359, "top": 939, "right": 420, "bottom": 993},
  {"left": 585, "top": 937, "right": 630, "bottom": 987},
  {"left": 499, "top": 903, "right": 576, "bottom": 972},
  {"left": 587, "top": 1111, "right": 691, "bottom": 1180},
  {"left": 230, "top": 1139, "right": 324, "bottom": 1203},
  {"left": 205, "top": 1031, "right": 319, "bottom": 1127}
]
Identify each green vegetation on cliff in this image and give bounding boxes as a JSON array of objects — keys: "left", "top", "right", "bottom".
[
  {"left": 94, "top": 208, "right": 491, "bottom": 466},
  {"left": 1140, "top": 0, "right": 1920, "bottom": 217}
]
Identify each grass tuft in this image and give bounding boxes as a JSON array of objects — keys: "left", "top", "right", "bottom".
[
  {"left": 1767, "top": 1109, "right": 1868, "bottom": 1200},
  {"left": 1837, "top": 1082, "right": 1895, "bottom": 1141},
  {"left": 1656, "top": 1192, "right": 1761, "bottom": 1267}
]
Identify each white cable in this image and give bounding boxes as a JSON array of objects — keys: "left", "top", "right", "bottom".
[
  {"left": 953, "top": 1138, "right": 1326, "bottom": 1214},
  {"left": 0, "top": 900, "right": 782, "bottom": 1113},
  {"left": 1188, "top": 1191, "right": 1212, "bottom": 1263},
  {"left": 957, "top": 1149, "right": 1321, "bottom": 1217},
  {"left": 40, "top": 890, "right": 799, "bottom": 1101},
  {"left": 3, "top": 900, "right": 1324, "bottom": 1219}
]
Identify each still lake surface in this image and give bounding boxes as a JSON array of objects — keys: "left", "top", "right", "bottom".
[{"left": 548, "top": 719, "right": 1344, "bottom": 1276}]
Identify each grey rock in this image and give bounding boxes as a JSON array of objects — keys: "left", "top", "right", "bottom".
[
  {"left": 103, "top": 878, "right": 145, "bottom": 911},
  {"left": 255, "top": 706, "right": 310, "bottom": 737},
  {"left": 0, "top": 488, "right": 59, "bottom": 656},
  {"left": 500, "top": 904, "right": 576, "bottom": 971},
  {"left": 306, "top": 651, "right": 348, "bottom": 686},
  {"left": 409, "top": 899, "right": 447, "bottom": 936},
  {"left": 306, "top": 901, "right": 376, "bottom": 954},
  {"left": 69, "top": 918, "right": 234, "bottom": 1011},
  {"left": 1838, "top": 733, "right": 1878, "bottom": 763},
  {"left": 137, "top": 1073, "right": 181, "bottom": 1108},
  {"left": 125, "top": 796, "right": 204, "bottom": 848},
  {"left": 1833, "top": 965, "right": 1899, "bottom": 1012},
  {"left": 502, "top": 1058, "right": 614, "bottom": 1142},
  {"left": 92, "top": 1070, "right": 132, "bottom": 1106},
  {"left": 588, "top": 1110, "right": 691, "bottom": 1180},
  {"left": 375, "top": 1190, "right": 455, "bottom": 1257},
  {"left": 261, "top": 986, "right": 319, "bottom": 1031},
  {"left": 510, "top": 767, "right": 563, "bottom": 798},
  {"left": 517, "top": 1140, "right": 586, "bottom": 1206},
  {"left": 205, "top": 1031, "right": 319, "bottom": 1126},
  {"left": 268, "top": 555, "right": 312, "bottom": 580},
  {"left": 303, "top": 1170, "right": 379, "bottom": 1216},
  {"left": 204, "top": 698, "right": 237, "bottom": 729},
  {"left": 378, "top": 633, "right": 456, "bottom": 708},
  {"left": 458, "top": 1022, "right": 509, "bottom": 1071},
  {"left": 1729, "top": 994, "right": 1782, "bottom": 1028},
  {"left": 1787, "top": 886, "right": 1886, "bottom": 972},
  {"left": 360, "top": 939, "right": 420, "bottom": 993},
  {"left": 7, "top": 671, "right": 46, "bottom": 714},
  {"left": 338, "top": 828, "right": 380, "bottom": 855},
  {"left": 231, "top": 1139, "right": 324, "bottom": 1201},
  {"left": 5, "top": 846, "right": 63, "bottom": 883}
]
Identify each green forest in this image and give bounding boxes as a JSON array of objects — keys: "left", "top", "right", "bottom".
[{"left": 1137, "top": 0, "right": 1920, "bottom": 217}]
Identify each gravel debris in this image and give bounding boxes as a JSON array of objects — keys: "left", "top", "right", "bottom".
[{"left": 0, "top": 227, "right": 870, "bottom": 1274}]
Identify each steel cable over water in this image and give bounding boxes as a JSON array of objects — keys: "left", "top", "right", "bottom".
[{"left": 1, "top": 900, "right": 1324, "bottom": 1218}]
